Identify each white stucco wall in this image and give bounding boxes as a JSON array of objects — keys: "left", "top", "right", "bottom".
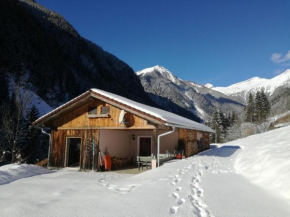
[
  {"left": 100, "top": 130, "right": 131, "bottom": 157},
  {"left": 99, "top": 129, "right": 178, "bottom": 158},
  {"left": 158, "top": 130, "right": 178, "bottom": 154}
]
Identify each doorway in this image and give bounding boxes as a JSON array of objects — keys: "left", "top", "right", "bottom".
[
  {"left": 66, "top": 138, "right": 81, "bottom": 167},
  {"left": 139, "top": 137, "right": 152, "bottom": 156}
]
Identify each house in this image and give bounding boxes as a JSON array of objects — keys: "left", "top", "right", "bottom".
[{"left": 33, "top": 88, "right": 215, "bottom": 170}]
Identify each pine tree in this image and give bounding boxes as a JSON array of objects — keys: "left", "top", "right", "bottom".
[
  {"left": 210, "top": 108, "right": 223, "bottom": 143},
  {"left": 260, "top": 91, "right": 271, "bottom": 122},
  {"left": 245, "top": 93, "right": 255, "bottom": 122},
  {"left": 231, "top": 111, "right": 238, "bottom": 124},
  {"left": 255, "top": 91, "right": 262, "bottom": 123}
]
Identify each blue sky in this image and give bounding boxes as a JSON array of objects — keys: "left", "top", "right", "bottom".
[{"left": 37, "top": 0, "right": 290, "bottom": 86}]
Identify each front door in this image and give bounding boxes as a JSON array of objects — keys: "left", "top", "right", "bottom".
[
  {"left": 66, "top": 138, "right": 81, "bottom": 167},
  {"left": 139, "top": 137, "right": 151, "bottom": 156}
]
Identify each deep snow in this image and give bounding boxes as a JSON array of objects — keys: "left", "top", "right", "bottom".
[{"left": 1, "top": 126, "right": 290, "bottom": 217}]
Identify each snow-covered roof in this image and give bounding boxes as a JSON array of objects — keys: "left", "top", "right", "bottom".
[
  {"left": 34, "top": 88, "right": 215, "bottom": 133},
  {"left": 90, "top": 88, "right": 215, "bottom": 133}
]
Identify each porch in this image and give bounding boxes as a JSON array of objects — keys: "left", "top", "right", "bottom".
[{"left": 62, "top": 128, "right": 179, "bottom": 171}]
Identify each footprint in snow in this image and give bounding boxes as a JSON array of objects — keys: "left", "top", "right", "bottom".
[
  {"left": 176, "top": 187, "right": 182, "bottom": 192},
  {"left": 172, "top": 192, "right": 179, "bottom": 199},
  {"left": 106, "top": 184, "right": 117, "bottom": 190},
  {"left": 175, "top": 178, "right": 181, "bottom": 183},
  {"left": 171, "top": 182, "right": 176, "bottom": 186},
  {"left": 177, "top": 198, "right": 186, "bottom": 206},
  {"left": 170, "top": 206, "right": 179, "bottom": 215}
]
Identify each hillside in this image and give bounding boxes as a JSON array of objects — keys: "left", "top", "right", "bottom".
[
  {"left": 0, "top": 0, "right": 154, "bottom": 112},
  {"left": 137, "top": 65, "right": 244, "bottom": 121}
]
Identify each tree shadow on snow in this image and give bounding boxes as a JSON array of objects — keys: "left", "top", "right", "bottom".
[{"left": 199, "top": 146, "right": 241, "bottom": 158}]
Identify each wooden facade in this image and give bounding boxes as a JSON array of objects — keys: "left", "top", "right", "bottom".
[
  {"left": 52, "top": 99, "right": 155, "bottom": 130},
  {"left": 34, "top": 90, "right": 214, "bottom": 170},
  {"left": 51, "top": 129, "right": 100, "bottom": 170},
  {"left": 178, "top": 129, "right": 210, "bottom": 157},
  {"left": 48, "top": 98, "right": 160, "bottom": 169}
]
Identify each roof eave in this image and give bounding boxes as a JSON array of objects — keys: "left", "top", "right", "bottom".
[{"left": 165, "top": 123, "right": 216, "bottom": 133}]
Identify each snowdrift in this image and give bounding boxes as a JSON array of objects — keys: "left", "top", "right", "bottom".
[
  {"left": 231, "top": 126, "right": 290, "bottom": 200},
  {"left": 0, "top": 164, "right": 52, "bottom": 185}
]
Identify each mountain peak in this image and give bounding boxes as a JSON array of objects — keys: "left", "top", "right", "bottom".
[
  {"left": 213, "top": 69, "right": 290, "bottom": 103},
  {"left": 204, "top": 83, "right": 213, "bottom": 89},
  {"left": 136, "top": 65, "right": 178, "bottom": 83},
  {"left": 137, "top": 65, "right": 169, "bottom": 74}
]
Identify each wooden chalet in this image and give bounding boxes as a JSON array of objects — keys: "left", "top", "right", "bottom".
[{"left": 33, "top": 89, "right": 215, "bottom": 170}]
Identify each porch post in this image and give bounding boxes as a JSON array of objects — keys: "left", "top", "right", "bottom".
[{"left": 152, "top": 129, "right": 157, "bottom": 157}]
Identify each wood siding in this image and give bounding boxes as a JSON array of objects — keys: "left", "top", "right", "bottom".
[
  {"left": 50, "top": 129, "right": 100, "bottom": 170},
  {"left": 48, "top": 98, "right": 211, "bottom": 169},
  {"left": 178, "top": 129, "right": 209, "bottom": 157},
  {"left": 52, "top": 99, "right": 155, "bottom": 130}
]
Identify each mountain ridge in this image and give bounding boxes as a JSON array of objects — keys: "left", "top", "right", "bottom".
[
  {"left": 210, "top": 69, "right": 290, "bottom": 102},
  {"left": 137, "top": 65, "right": 244, "bottom": 121}
]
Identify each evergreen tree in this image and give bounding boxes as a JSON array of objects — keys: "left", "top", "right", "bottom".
[
  {"left": 231, "top": 111, "right": 238, "bottom": 124},
  {"left": 260, "top": 91, "right": 271, "bottom": 122},
  {"left": 210, "top": 108, "right": 223, "bottom": 143},
  {"left": 255, "top": 91, "right": 262, "bottom": 123},
  {"left": 245, "top": 93, "right": 255, "bottom": 122}
]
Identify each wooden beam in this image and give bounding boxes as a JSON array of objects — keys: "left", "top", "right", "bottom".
[
  {"left": 41, "top": 97, "right": 93, "bottom": 127},
  {"left": 86, "top": 114, "right": 109, "bottom": 118},
  {"left": 57, "top": 126, "right": 157, "bottom": 130}
]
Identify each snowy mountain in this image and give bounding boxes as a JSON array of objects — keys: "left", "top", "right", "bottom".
[
  {"left": 137, "top": 66, "right": 244, "bottom": 121},
  {"left": 206, "top": 69, "right": 290, "bottom": 115},
  {"left": 209, "top": 69, "right": 290, "bottom": 104}
]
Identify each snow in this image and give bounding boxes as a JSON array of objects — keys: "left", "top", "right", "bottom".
[
  {"left": 185, "top": 91, "right": 192, "bottom": 100},
  {"left": 7, "top": 75, "right": 53, "bottom": 116},
  {"left": 1, "top": 127, "right": 290, "bottom": 217},
  {"left": 269, "top": 110, "right": 290, "bottom": 122},
  {"left": 188, "top": 82, "right": 202, "bottom": 93},
  {"left": 213, "top": 69, "right": 290, "bottom": 97},
  {"left": 91, "top": 88, "right": 214, "bottom": 132},
  {"left": 28, "top": 89, "right": 53, "bottom": 116},
  {"left": 34, "top": 91, "right": 89, "bottom": 125},
  {"left": 185, "top": 91, "right": 209, "bottom": 120},
  {"left": 195, "top": 105, "right": 206, "bottom": 117},
  {"left": 204, "top": 83, "right": 213, "bottom": 89},
  {"left": 136, "top": 65, "right": 178, "bottom": 84},
  {"left": 233, "top": 126, "right": 290, "bottom": 200},
  {"left": 0, "top": 164, "right": 52, "bottom": 185},
  {"left": 35, "top": 88, "right": 214, "bottom": 132}
]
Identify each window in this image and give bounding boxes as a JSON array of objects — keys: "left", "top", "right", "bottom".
[
  {"left": 101, "top": 106, "right": 110, "bottom": 114},
  {"left": 88, "top": 107, "right": 97, "bottom": 114}
]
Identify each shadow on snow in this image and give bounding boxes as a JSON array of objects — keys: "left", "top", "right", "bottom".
[{"left": 199, "top": 145, "right": 241, "bottom": 158}]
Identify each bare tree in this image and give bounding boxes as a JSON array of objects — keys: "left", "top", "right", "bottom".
[{"left": 0, "top": 84, "right": 33, "bottom": 163}]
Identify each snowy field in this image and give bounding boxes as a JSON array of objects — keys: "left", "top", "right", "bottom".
[{"left": 1, "top": 126, "right": 290, "bottom": 217}]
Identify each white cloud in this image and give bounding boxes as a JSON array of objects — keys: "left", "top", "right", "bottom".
[{"left": 271, "top": 50, "right": 290, "bottom": 64}]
